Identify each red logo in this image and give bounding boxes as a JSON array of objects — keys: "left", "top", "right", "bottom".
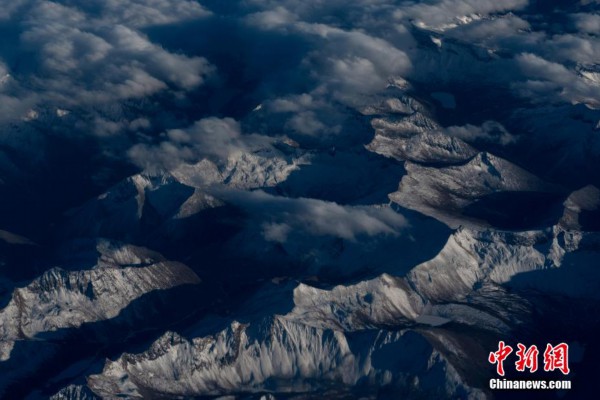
[
  {"left": 515, "top": 344, "right": 539, "bottom": 373},
  {"left": 489, "top": 342, "right": 569, "bottom": 376},
  {"left": 543, "top": 343, "right": 570, "bottom": 375},
  {"left": 488, "top": 341, "right": 513, "bottom": 376}
]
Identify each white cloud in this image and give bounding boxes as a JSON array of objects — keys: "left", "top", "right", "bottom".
[
  {"left": 245, "top": 6, "right": 296, "bottom": 30},
  {"left": 268, "top": 93, "right": 316, "bottom": 113},
  {"left": 84, "top": 0, "right": 211, "bottom": 28},
  {"left": 128, "top": 117, "right": 278, "bottom": 171},
  {"left": 264, "top": 93, "right": 344, "bottom": 137},
  {"left": 515, "top": 53, "right": 600, "bottom": 107},
  {"left": 445, "top": 121, "right": 517, "bottom": 146},
  {"left": 286, "top": 111, "right": 329, "bottom": 136},
  {"left": 221, "top": 190, "right": 409, "bottom": 242},
  {"left": 300, "top": 24, "right": 411, "bottom": 100},
  {"left": 262, "top": 222, "right": 292, "bottom": 242},
  {"left": 542, "top": 34, "right": 600, "bottom": 65},
  {"left": 0, "top": 0, "right": 31, "bottom": 21},
  {"left": 572, "top": 13, "right": 600, "bottom": 33}
]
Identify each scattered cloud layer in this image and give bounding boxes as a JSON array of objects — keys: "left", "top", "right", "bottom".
[
  {"left": 0, "top": 0, "right": 213, "bottom": 127},
  {"left": 2, "top": 0, "right": 598, "bottom": 135},
  {"left": 0, "top": 0, "right": 599, "bottom": 186}
]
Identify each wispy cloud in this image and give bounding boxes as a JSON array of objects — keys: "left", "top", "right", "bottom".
[{"left": 219, "top": 189, "right": 408, "bottom": 242}]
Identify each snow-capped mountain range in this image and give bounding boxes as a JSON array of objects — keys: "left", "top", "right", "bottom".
[{"left": 0, "top": 1, "right": 599, "bottom": 399}]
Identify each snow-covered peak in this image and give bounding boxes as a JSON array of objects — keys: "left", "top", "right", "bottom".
[
  {"left": 0, "top": 242, "right": 200, "bottom": 361},
  {"left": 60, "top": 219, "right": 600, "bottom": 399},
  {"left": 389, "top": 152, "right": 558, "bottom": 228},
  {"left": 95, "top": 240, "right": 166, "bottom": 268},
  {"left": 87, "top": 317, "right": 486, "bottom": 399},
  {"left": 413, "top": 13, "right": 483, "bottom": 33},
  {"left": 408, "top": 224, "right": 600, "bottom": 303},
  {"left": 371, "top": 112, "right": 441, "bottom": 137},
  {"left": 360, "top": 95, "right": 426, "bottom": 116},
  {"left": 64, "top": 142, "right": 309, "bottom": 240},
  {"left": 368, "top": 130, "right": 477, "bottom": 164},
  {"left": 171, "top": 145, "right": 309, "bottom": 190},
  {"left": 286, "top": 274, "right": 424, "bottom": 330},
  {"left": 408, "top": 227, "right": 547, "bottom": 302}
]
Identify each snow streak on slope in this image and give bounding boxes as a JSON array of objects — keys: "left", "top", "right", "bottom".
[{"left": 88, "top": 318, "right": 487, "bottom": 399}]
